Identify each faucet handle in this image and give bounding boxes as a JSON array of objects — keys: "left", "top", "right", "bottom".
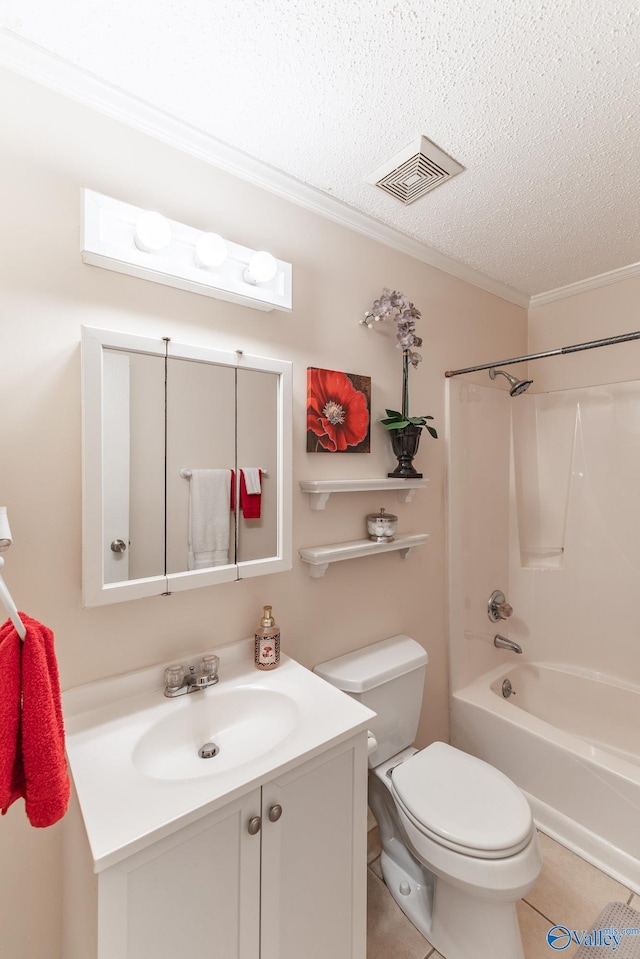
[
  {"left": 164, "top": 664, "right": 185, "bottom": 689},
  {"left": 201, "top": 654, "right": 220, "bottom": 678},
  {"left": 488, "top": 589, "right": 513, "bottom": 622}
]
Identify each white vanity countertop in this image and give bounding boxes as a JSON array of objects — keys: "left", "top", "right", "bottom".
[{"left": 63, "top": 639, "right": 374, "bottom": 872}]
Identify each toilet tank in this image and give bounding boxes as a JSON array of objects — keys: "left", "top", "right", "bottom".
[{"left": 314, "top": 635, "right": 428, "bottom": 766}]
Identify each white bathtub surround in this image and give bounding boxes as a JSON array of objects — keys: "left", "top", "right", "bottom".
[
  {"left": 452, "top": 663, "right": 640, "bottom": 893},
  {"left": 448, "top": 377, "right": 640, "bottom": 896}
]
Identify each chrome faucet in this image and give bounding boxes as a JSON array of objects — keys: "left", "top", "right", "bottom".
[
  {"left": 494, "top": 635, "right": 522, "bottom": 654},
  {"left": 164, "top": 654, "right": 220, "bottom": 697},
  {"left": 488, "top": 589, "right": 513, "bottom": 623}
]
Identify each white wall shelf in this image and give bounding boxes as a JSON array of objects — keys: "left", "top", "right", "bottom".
[
  {"left": 299, "top": 533, "right": 428, "bottom": 578},
  {"left": 299, "top": 477, "right": 428, "bottom": 510}
]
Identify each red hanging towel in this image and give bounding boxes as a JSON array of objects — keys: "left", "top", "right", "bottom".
[
  {"left": 1, "top": 614, "right": 70, "bottom": 827},
  {"left": 240, "top": 469, "right": 262, "bottom": 519},
  {"left": 0, "top": 618, "right": 21, "bottom": 814}
]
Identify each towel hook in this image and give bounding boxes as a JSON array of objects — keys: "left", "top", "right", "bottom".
[
  {"left": 0, "top": 508, "right": 27, "bottom": 640},
  {"left": 0, "top": 556, "right": 26, "bottom": 641}
]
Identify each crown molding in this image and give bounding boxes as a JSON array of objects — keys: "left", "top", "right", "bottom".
[
  {"left": 0, "top": 30, "right": 530, "bottom": 308},
  {"left": 530, "top": 261, "right": 640, "bottom": 309}
]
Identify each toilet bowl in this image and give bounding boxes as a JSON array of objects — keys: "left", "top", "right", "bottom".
[{"left": 314, "top": 635, "right": 542, "bottom": 959}]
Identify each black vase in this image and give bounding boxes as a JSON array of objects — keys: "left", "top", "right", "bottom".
[{"left": 388, "top": 425, "right": 423, "bottom": 479}]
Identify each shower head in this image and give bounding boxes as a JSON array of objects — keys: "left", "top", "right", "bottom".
[{"left": 489, "top": 368, "right": 533, "bottom": 396}]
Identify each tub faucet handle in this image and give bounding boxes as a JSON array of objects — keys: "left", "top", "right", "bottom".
[{"left": 488, "top": 589, "right": 513, "bottom": 622}]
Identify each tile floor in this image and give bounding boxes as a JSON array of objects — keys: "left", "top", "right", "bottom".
[{"left": 367, "top": 821, "right": 640, "bottom": 959}]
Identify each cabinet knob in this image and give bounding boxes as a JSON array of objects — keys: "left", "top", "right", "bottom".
[
  {"left": 268, "top": 804, "right": 283, "bottom": 823},
  {"left": 248, "top": 816, "right": 262, "bottom": 835}
]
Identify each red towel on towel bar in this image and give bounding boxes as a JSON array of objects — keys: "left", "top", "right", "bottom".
[
  {"left": 0, "top": 614, "right": 70, "bottom": 827},
  {"left": 0, "top": 617, "right": 21, "bottom": 815},
  {"left": 230, "top": 470, "right": 262, "bottom": 518},
  {"left": 240, "top": 469, "right": 262, "bottom": 519}
]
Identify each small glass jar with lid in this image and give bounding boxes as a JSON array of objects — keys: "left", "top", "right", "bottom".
[{"left": 366, "top": 507, "right": 398, "bottom": 543}]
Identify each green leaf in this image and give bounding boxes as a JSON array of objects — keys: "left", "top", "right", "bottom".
[
  {"left": 385, "top": 409, "right": 402, "bottom": 418},
  {"left": 426, "top": 426, "right": 438, "bottom": 439}
]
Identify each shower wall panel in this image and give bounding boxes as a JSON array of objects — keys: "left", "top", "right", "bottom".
[{"left": 449, "top": 378, "right": 640, "bottom": 691}]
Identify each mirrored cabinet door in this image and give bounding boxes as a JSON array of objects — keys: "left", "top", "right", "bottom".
[
  {"left": 236, "top": 367, "right": 279, "bottom": 565},
  {"left": 82, "top": 327, "right": 292, "bottom": 607},
  {"left": 165, "top": 357, "right": 237, "bottom": 574}
]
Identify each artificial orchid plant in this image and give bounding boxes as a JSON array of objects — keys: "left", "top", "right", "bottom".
[{"left": 362, "top": 288, "right": 438, "bottom": 437}]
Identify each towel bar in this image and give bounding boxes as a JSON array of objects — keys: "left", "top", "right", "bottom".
[{"left": 180, "top": 467, "right": 269, "bottom": 478}]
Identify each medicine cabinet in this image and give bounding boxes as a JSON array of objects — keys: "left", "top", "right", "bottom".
[{"left": 81, "top": 326, "right": 292, "bottom": 606}]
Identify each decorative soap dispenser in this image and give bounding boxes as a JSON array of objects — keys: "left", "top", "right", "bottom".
[{"left": 254, "top": 605, "right": 281, "bottom": 670}]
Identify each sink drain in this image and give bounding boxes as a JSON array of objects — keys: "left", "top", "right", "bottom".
[{"left": 198, "top": 742, "right": 220, "bottom": 759}]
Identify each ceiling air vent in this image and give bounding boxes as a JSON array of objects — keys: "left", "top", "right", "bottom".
[{"left": 366, "top": 136, "right": 464, "bottom": 205}]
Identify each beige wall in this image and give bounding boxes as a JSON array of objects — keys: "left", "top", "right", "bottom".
[
  {"left": 528, "top": 275, "right": 640, "bottom": 390},
  {"left": 0, "top": 68, "right": 527, "bottom": 959}
]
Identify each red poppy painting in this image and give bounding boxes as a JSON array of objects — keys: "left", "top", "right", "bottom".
[{"left": 306, "top": 368, "right": 371, "bottom": 453}]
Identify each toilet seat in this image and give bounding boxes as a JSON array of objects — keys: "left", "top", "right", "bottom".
[{"left": 390, "top": 742, "right": 533, "bottom": 859}]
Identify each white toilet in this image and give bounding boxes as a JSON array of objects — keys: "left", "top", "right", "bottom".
[{"left": 314, "top": 634, "right": 542, "bottom": 959}]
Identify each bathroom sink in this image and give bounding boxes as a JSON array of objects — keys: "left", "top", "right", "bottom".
[
  {"left": 63, "top": 637, "right": 375, "bottom": 871},
  {"left": 132, "top": 686, "right": 299, "bottom": 780}
]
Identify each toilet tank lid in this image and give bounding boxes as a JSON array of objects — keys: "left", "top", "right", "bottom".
[{"left": 313, "top": 635, "right": 428, "bottom": 693}]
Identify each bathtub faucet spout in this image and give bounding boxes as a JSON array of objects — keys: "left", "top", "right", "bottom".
[{"left": 494, "top": 634, "right": 522, "bottom": 654}]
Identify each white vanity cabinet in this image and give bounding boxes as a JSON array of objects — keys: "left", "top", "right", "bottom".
[{"left": 64, "top": 735, "right": 367, "bottom": 959}]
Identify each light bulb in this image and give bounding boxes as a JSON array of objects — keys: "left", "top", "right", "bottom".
[
  {"left": 194, "top": 233, "right": 227, "bottom": 269},
  {"left": 244, "top": 250, "right": 278, "bottom": 284},
  {"left": 134, "top": 211, "right": 171, "bottom": 253}
]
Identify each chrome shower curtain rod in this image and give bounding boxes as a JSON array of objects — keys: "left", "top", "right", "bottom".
[{"left": 444, "top": 330, "right": 640, "bottom": 378}]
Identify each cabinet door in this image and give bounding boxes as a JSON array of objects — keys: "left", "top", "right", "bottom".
[
  {"left": 97, "top": 788, "right": 262, "bottom": 959},
  {"left": 260, "top": 736, "right": 368, "bottom": 959}
]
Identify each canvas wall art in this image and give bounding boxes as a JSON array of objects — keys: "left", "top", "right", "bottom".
[{"left": 306, "top": 367, "right": 371, "bottom": 453}]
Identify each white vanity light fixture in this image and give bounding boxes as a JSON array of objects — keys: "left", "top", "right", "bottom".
[
  {"left": 81, "top": 189, "right": 292, "bottom": 312},
  {"left": 194, "top": 232, "right": 227, "bottom": 269},
  {"left": 244, "top": 250, "right": 278, "bottom": 284},
  {"left": 134, "top": 211, "right": 172, "bottom": 253}
]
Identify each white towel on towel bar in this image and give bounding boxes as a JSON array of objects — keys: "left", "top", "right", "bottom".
[
  {"left": 242, "top": 468, "right": 262, "bottom": 495},
  {"left": 187, "top": 469, "right": 232, "bottom": 569}
]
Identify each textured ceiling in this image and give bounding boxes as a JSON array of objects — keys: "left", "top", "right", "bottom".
[{"left": 1, "top": 0, "right": 639, "bottom": 299}]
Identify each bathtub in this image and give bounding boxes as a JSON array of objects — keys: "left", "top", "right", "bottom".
[{"left": 451, "top": 662, "right": 640, "bottom": 893}]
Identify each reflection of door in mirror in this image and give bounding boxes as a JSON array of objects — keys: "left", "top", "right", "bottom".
[
  {"left": 102, "top": 351, "right": 130, "bottom": 584},
  {"left": 103, "top": 349, "right": 165, "bottom": 583},
  {"left": 236, "top": 368, "right": 279, "bottom": 564},
  {"left": 165, "top": 359, "right": 237, "bottom": 574}
]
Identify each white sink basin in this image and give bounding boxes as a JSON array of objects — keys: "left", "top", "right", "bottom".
[
  {"left": 63, "top": 638, "right": 374, "bottom": 871},
  {"left": 132, "top": 686, "right": 298, "bottom": 780}
]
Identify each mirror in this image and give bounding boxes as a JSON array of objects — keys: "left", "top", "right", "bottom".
[{"left": 82, "top": 327, "right": 292, "bottom": 606}]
